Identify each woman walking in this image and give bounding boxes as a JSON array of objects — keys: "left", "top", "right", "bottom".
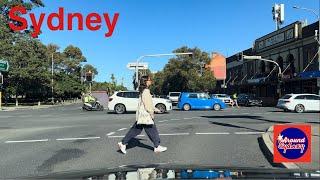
[{"left": 118, "top": 75, "right": 167, "bottom": 154}]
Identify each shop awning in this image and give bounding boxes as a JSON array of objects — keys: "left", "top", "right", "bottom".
[{"left": 297, "top": 71, "right": 320, "bottom": 79}]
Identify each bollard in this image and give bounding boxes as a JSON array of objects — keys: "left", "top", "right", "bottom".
[{"left": 38, "top": 101, "right": 41, "bottom": 106}]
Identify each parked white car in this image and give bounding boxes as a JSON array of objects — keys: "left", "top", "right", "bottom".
[
  {"left": 276, "top": 94, "right": 320, "bottom": 113},
  {"left": 167, "top": 92, "right": 181, "bottom": 105},
  {"left": 108, "top": 91, "right": 172, "bottom": 114},
  {"left": 211, "top": 94, "right": 232, "bottom": 105}
]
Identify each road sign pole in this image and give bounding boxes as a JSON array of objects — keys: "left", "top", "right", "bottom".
[{"left": 0, "top": 72, "right": 2, "bottom": 109}]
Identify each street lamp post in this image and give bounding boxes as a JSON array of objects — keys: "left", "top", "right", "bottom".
[
  {"left": 135, "top": 52, "right": 193, "bottom": 90},
  {"left": 241, "top": 55, "right": 283, "bottom": 97},
  {"left": 293, "top": 5, "right": 320, "bottom": 95},
  {"left": 51, "top": 53, "right": 54, "bottom": 104}
]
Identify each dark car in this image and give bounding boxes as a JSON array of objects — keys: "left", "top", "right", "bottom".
[{"left": 237, "top": 94, "right": 263, "bottom": 106}]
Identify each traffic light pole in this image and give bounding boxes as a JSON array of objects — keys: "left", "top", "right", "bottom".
[
  {"left": 241, "top": 55, "right": 283, "bottom": 97},
  {"left": 134, "top": 52, "right": 193, "bottom": 90},
  {"left": 0, "top": 72, "right": 2, "bottom": 109}
]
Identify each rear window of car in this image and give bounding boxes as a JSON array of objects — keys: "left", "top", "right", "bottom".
[
  {"left": 281, "top": 95, "right": 292, "bottom": 99},
  {"left": 188, "top": 94, "right": 198, "bottom": 98},
  {"left": 170, "top": 93, "right": 180, "bottom": 96},
  {"left": 295, "top": 95, "right": 305, "bottom": 100},
  {"left": 124, "top": 92, "right": 139, "bottom": 98},
  {"left": 305, "top": 95, "right": 320, "bottom": 100},
  {"left": 116, "top": 92, "right": 124, "bottom": 97}
]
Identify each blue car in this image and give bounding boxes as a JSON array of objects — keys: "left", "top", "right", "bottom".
[{"left": 177, "top": 92, "right": 226, "bottom": 111}]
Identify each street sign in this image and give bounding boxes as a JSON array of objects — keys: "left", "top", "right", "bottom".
[
  {"left": 127, "top": 62, "right": 148, "bottom": 70},
  {"left": 0, "top": 60, "right": 9, "bottom": 72},
  {"left": 243, "top": 55, "right": 262, "bottom": 60}
]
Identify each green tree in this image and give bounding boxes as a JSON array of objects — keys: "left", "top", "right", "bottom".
[
  {"left": 83, "top": 64, "right": 98, "bottom": 75},
  {"left": 150, "top": 46, "right": 216, "bottom": 95}
]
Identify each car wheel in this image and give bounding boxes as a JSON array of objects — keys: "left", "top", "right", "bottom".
[
  {"left": 115, "top": 104, "right": 126, "bottom": 114},
  {"left": 295, "top": 104, "right": 305, "bottom": 113},
  {"left": 183, "top": 104, "right": 191, "bottom": 111},
  {"left": 156, "top": 103, "right": 166, "bottom": 114},
  {"left": 213, "top": 104, "right": 221, "bottom": 111}
]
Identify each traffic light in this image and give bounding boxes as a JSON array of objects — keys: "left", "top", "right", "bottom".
[
  {"left": 237, "top": 52, "right": 243, "bottom": 62},
  {"left": 278, "top": 74, "right": 283, "bottom": 82},
  {"left": 0, "top": 74, "right": 3, "bottom": 84},
  {"left": 85, "top": 71, "right": 93, "bottom": 82}
]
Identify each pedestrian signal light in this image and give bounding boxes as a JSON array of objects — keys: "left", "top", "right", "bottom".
[
  {"left": 237, "top": 52, "right": 243, "bottom": 62},
  {"left": 85, "top": 71, "right": 93, "bottom": 82}
]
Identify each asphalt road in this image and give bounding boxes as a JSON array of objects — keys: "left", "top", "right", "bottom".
[{"left": 0, "top": 104, "right": 319, "bottom": 178}]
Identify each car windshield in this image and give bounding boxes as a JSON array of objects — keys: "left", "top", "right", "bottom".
[
  {"left": 1, "top": 0, "right": 319, "bottom": 179},
  {"left": 281, "top": 95, "right": 292, "bottom": 99},
  {"left": 170, "top": 93, "right": 180, "bottom": 96}
]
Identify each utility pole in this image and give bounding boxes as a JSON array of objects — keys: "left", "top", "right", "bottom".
[
  {"left": 238, "top": 53, "right": 283, "bottom": 97},
  {"left": 51, "top": 53, "right": 54, "bottom": 104},
  {"left": 134, "top": 52, "right": 193, "bottom": 90},
  {"left": 293, "top": 5, "right": 320, "bottom": 95}
]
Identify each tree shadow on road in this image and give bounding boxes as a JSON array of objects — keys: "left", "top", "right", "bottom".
[
  {"left": 209, "top": 121, "right": 263, "bottom": 132},
  {"left": 202, "top": 115, "right": 292, "bottom": 124},
  {"left": 117, "top": 138, "right": 154, "bottom": 154}
]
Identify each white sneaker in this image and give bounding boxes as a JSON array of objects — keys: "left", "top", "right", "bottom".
[
  {"left": 118, "top": 142, "right": 126, "bottom": 154},
  {"left": 154, "top": 145, "right": 167, "bottom": 153}
]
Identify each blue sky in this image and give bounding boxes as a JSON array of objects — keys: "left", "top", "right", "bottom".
[{"left": 29, "top": 0, "right": 319, "bottom": 89}]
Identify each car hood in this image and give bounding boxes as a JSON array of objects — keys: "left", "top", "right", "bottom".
[{"left": 25, "top": 163, "right": 320, "bottom": 179}]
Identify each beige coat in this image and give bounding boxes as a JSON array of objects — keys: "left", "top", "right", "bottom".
[{"left": 141, "top": 89, "right": 154, "bottom": 117}]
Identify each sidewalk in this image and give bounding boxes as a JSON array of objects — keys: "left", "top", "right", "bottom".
[
  {"left": 0, "top": 101, "right": 80, "bottom": 111},
  {"left": 261, "top": 123, "right": 320, "bottom": 169}
]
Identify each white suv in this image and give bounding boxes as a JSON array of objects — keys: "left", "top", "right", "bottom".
[
  {"left": 277, "top": 94, "right": 320, "bottom": 113},
  {"left": 211, "top": 94, "right": 232, "bottom": 105},
  {"left": 167, "top": 92, "right": 181, "bottom": 105},
  {"left": 108, "top": 91, "right": 172, "bottom": 114}
]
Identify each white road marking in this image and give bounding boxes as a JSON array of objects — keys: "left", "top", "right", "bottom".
[
  {"left": 158, "top": 120, "right": 169, "bottom": 123},
  {"left": 56, "top": 137, "right": 101, "bottom": 141},
  {"left": 170, "top": 118, "right": 180, "bottom": 121},
  {"left": 117, "top": 128, "right": 127, "bottom": 131},
  {"left": 241, "top": 113, "right": 250, "bottom": 115},
  {"left": 234, "top": 132, "right": 264, "bottom": 135},
  {"left": 195, "top": 132, "right": 230, "bottom": 135},
  {"left": 107, "top": 132, "right": 115, "bottom": 136},
  {"left": 108, "top": 135, "right": 125, "bottom": 138},
  {"left": 137, "top": 135, "right": 145, "bottom": 137},
  {"left": 264, "top": 112, "right": 272, "bottom": 114},
  {"left": 183, "top": 117, "right": 192, "bottom": 120},
  {"left": 159, "top": 133, "right": 189, "bottom": 136},
  {"left": 5, "top": 139, "right": 49, "bottom": 143}
]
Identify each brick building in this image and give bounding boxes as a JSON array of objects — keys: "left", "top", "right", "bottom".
[{"left": 217, "top": 21, "right": 319, "bottom": 106}]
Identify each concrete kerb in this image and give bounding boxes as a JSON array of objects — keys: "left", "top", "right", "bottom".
[
  {"left": 0, "top": 101, "right": 80, "bottom": 111},
  {"left": 261, "top": 125, "right": 300, "bottom": 169}
]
